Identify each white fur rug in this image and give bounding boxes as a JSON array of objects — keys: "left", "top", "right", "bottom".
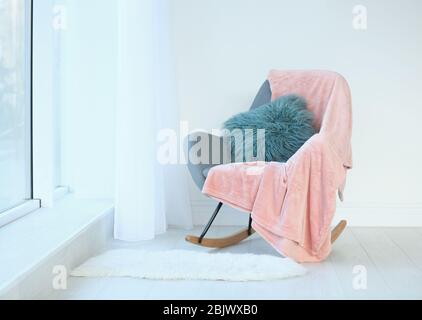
[{"left": 71, "top": 249, "right": 306, "bottom": 282}]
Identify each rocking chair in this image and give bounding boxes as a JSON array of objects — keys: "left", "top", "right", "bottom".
[{"left": 184, "top": 80, "right": 347, "bottom": 249}]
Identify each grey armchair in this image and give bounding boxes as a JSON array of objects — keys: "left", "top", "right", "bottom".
[{"left": 184, "top": 80, "right": 272, "bottom": 247}]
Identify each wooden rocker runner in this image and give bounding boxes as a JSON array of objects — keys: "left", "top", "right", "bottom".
[{"left": 185, "top": 202, "right": 347, "bottom": 249}]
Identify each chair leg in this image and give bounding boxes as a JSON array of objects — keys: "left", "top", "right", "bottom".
[
  {"left": 186, "top": 206, "right": 255, "bottom": 248},
  {"left": 198, "top": 202, "right": 223, "bottom": 243}
]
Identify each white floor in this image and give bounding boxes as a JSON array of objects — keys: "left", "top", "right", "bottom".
[{"left": 47, "top": 227, "right": 422, "bottom": 300}]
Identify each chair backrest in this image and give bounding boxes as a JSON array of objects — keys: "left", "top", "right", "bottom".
[
  {"left": 249, "top": 75, "right": 334, "bottom": 132},
  {"left": 268, "top": 70, "right": 353, "bottom": 168},
  {"left": 249, "top": 80, "right": 272, "bottom": 110},
  {"left": 268, "top": 70, "right": 345, "bottom": 132}
]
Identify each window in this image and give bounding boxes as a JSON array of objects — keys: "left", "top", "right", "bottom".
[{"left": 0, "top": 0, "right": 32, "bottom": 213}]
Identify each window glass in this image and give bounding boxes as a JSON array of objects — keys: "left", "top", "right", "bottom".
[{"left": 0, "top": 0, "right": 32, "bottom": 212}]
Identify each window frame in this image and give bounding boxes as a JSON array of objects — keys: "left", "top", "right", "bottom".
[{"left": 0, "top": 0, "right": 40, "bottom": 228}]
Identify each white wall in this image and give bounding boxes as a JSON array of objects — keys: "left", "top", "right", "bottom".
[
  {"left": 32, "top": 0, "right": 118, "bottom": 206},
  {"left": 170, "top": 0, "right": 422, "bottom": 226},
  {"left": 60, "top": 0, "right": 118, "bottom": 199}
]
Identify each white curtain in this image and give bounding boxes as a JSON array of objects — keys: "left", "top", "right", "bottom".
[{"left": 114, "top": 0, "right": 193, "bottom": 241}]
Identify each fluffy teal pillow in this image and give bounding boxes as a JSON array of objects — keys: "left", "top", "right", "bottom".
[{"left": 222, "top": 95, "right": 316, "bottom": 163}]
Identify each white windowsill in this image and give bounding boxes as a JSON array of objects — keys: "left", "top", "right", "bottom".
[
  {"left": 0, "top": 200, "right": 41, "bottom": 228},
  {"left": 0, "top": 194, "right": 114, "bottom": 296}
]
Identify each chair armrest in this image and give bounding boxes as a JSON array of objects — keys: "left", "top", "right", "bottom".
[{"left": 184, "top": 131, "right": 231, "bottom": 190}]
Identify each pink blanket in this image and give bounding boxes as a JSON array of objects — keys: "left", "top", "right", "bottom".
[{"left": 203, "top": 70, "right": 353, "bottom": 262}]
